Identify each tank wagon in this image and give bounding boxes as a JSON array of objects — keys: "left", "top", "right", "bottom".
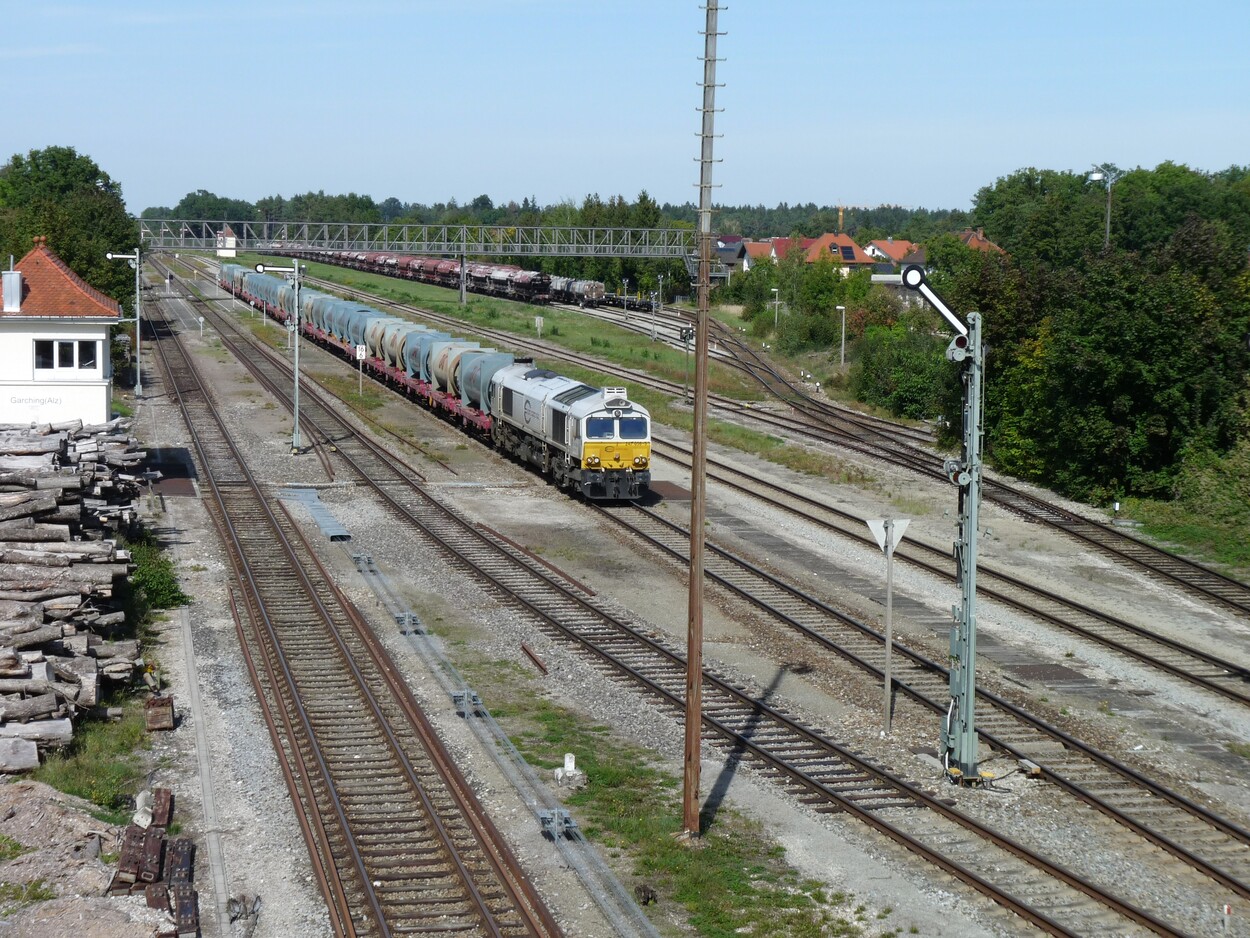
[{"left": 220, "top": 264, "right": 650, "bottom": 499}]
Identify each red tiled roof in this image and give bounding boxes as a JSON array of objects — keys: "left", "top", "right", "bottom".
[
  {"left": 744, "top": 241, "right": 773, "bottom": 259},
  {"left": 958, "top": 228, "right": 1006, "bottom": 254},
  {"left": 804, "top": 232, "right": 873, "bottom": 265},
  {"left": 868, "top": 238, "right": 917, "bottom": 262},
  {"left": 6, "top": 237, "right": 121, "bottom": 319}
]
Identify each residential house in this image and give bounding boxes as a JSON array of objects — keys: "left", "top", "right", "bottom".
[
  {"left": 802, "top": 233, "right": 875, "bottom": 274},
  {"left": 957, "top": 228, "right": 1006, "bottom": 254},
  {"left": 0, "top": 237, "right": 122, "bottom": 425},
  {"left": 865, "top": 237, "right": 918, "bottom": 265}
]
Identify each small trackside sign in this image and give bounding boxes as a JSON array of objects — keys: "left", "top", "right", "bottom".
[{"left": 355, "top": 345, "right": 366, "bottom": 361}]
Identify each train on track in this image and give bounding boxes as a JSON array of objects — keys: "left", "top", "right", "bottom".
[
  {"left": 219, "top": 264, "right": 652, "bottom": 499},
  {"left": 289, "top": 249, "right": 608, "bottom": 307}
]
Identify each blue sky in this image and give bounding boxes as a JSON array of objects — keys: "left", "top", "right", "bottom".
[{"left": 4, "top": 1, "right": 1247, "bottom": 217}]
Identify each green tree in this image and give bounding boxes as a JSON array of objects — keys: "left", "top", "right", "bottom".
[{"left": 0, "top": 146, "right": 135, "bottom": 303}]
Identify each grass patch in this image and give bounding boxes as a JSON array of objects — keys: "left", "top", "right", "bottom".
[
  {"left": 1122, "top": 496, "right": 1250, "bottom": 578},
  {"left": 0, "top": 879, "right": 56, "bottom": 913},
  {"left": 459, "top": 657, "right": 876, "bottom": 937},
  {"left": 111, "top": 399, "right": 134, "bottom": 419},
  {"left": 1227, "top": 741, "right": 1250, "bottom": 761},
  {"left": 33, "top": 703, "right": 148, "bottom": 821},
  {"left": 318, "top": 374, "right": 387, "bottom": 411},
  {"left": 0, "top": 835, "right": 28, "bottom": 862}
]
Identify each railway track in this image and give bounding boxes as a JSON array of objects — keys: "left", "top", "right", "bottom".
[
  {"left": 592, "top": 498, "right": 1250, "bottom": 911},
  {"left": 649, "top": 435, "right": 1250, "bottom": 707},
  {"left": 147, "top": 287, "right": 562, "bottom": 938},
  {"left": 159, "top": 261, "right": 1208, "bottom": 935}
]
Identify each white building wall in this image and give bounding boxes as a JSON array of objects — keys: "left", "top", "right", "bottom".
[{"left": 0, "top": 319, "right": 114, "bottom": 425}]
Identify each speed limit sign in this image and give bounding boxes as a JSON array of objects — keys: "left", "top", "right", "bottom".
[{"left": 355, "top": 344, "right": 367, "bottom": 361}]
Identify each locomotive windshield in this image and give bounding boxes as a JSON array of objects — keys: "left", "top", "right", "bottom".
[
  {"left": 618, "top": 416, "right": 648, "bottom": 440},
  {"left": 585, "top": 416, "right": 649, "bottom": 440},
  {"left": 585, "top": 416, "right": 615, "bottom": 439}
]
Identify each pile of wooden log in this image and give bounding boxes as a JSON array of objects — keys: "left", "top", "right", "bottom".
[{"left": 0, "top": 418, "right": 147, "bottom": 772}]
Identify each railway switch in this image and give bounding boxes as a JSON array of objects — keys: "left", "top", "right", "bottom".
[
  {"left": 539, "top": 809, "right": 577, "bottom": 839},
  {"left": 452, "top": 688, "right": 481, "bottom": 717}
]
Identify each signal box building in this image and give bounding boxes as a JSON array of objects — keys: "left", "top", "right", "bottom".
[{"left": 0, "top": 237, "right": 121, "bottom": 426}]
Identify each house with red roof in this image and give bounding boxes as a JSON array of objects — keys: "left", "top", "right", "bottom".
[
  {"left": 957, "top": 227, "right": 1006, "bottom": 254},
  {"left": 802, "top": 233, "right": 875, "bottom": 272},
  {"left": 865, "top": 237, "right": 918, "bottom": 265},
  {"left": 1, "top": 237, "right": 122, "bottom": 425},
  {"left": 741, "top": 241, "right": 774, "bottom": 271}
]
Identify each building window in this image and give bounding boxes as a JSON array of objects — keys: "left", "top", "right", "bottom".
[{"left": 34, "top": 339, "right": 100, "bottom": 372}]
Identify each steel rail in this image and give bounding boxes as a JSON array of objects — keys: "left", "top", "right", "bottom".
[{"left": 148, "top": 287, "right": 559, "bottom": 938}]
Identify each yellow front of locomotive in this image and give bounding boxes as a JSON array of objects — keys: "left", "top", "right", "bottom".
[{"left": 576, "top": 388, "right": 651, "bottom": 499}]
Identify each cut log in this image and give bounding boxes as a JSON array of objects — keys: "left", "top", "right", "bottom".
[
  {"left": 36, "top": 505, "right": 82, "bottom": 525},
  {"left": 0, "top": 550, "right": 73, "bottom": 567},
  {"left": 0, "top": 435, "right": 63, "bottom": 455},
  {"left": 0, "top": 455, "right": 56, "bottom": 472},
  {"left": 0, "top": 738, "right": 38, "bottom": 772},
  {"left": 0, "top": 541, "right": 116, "bottom": 559},
  {"left": 98, "top": 659, "right": 134, "bottom": 682},
  {"left": 0, "top": 492, "right": 58, "bottom": 523},
  {"left": 49, "top": 656, "right": 98, "bottom": 706},
  {"left": 0, "top": 589, "right": 84, "bottom": 602},
  {"left": 0, "top": 691, "right": 58, "bottom": 722},
  {"left": 0, "top": 625, "right": 63, "bottom": 650},
  {"left": 0, "top": 520, "right": 71, "bottom": 542},
  {"left": 0, "top": 562, "right": 130, "bottom": 592},
  {"left": 0, "top": 679, "right": 80, "bottom": 698},
  {"left": 92, "top": 639, "right": 139, "bottom": 660},
  {"left": 0, "top": 472, "right": 84, "bottom": 491}
]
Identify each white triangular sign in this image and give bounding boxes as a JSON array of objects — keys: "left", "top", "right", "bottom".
[{"left": 866, "top": 519, "right": 909, "bottom": 553}]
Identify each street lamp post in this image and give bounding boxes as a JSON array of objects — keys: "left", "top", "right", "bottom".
[
  {"left": 256, "top": 259, "right": 304, "bottom": 453},
  {"left": 656, "top": 272, "right": 664, "bottom": 338},
  {"left": 772, "top": 288, "right": 780, "bottom": 330},
  {"left": 836, "top": 305, "right": 847, "bottom": 367},
  {"left": 1088, "top": 163, "right": 1123, "bottom": 250},
  {"left": 106, "top": 248, "right": 143, "bottom": 397}
]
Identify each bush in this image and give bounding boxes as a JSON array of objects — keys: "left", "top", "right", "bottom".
[
  {"left": 850, "top": 324, "right": 957, "bottom": 421},
  {"left": 125, "top": 530, "right": 190, "bottom": 611}
]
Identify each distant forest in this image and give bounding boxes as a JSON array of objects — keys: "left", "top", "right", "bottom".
[{"left": 140, "top": 190, "right": 968, "bottom": 245}]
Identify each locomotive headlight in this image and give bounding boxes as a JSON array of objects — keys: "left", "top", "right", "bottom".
[
  {"left": 587, "top": 455, "right": 601, "bottom": 467},
  {"left": 633, "top": 455, "right": 648, "bottom": 468}
]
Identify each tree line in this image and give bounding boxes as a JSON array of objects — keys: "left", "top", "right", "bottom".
[{"left": 848, "top": 163, "right": 1250, "bottom": 504}]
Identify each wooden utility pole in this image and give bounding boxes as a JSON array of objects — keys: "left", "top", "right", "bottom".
[{"left": 683, "top": 0, "right": 722, "bottom": 839}]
